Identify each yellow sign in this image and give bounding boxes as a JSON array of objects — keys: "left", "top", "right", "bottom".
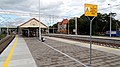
[{"left": 85, "top": 4, "right": 97, "bottom": 16}]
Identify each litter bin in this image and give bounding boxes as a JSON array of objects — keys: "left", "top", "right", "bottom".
[{"left": 41, "top": 37, "right": 45, "bottom": 42}]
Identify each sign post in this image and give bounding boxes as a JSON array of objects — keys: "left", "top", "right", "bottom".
[{"left": 85, "top": 3, "right": 97, "bottom": 65}]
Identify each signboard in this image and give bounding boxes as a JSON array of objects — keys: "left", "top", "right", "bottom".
[{"left": 85, "top": 4, "right": 97, "bottom": 16}]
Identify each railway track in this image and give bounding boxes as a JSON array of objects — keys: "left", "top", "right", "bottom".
[
  {"left": 47, "top": 34, "right": 120, "bottom": 49},
  {"left": 0, "top": 35, "right": 15, "bottom": 54}
]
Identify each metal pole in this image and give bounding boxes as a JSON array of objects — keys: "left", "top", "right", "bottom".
[
  {"left": 49, "top": 16, "right": 51, "bottom": 34},
  {"left": 48, "top": 17, "right": 50, "bottom": 35},
  {"left": 110, "top": 5, "right": 112, "bottom": 37},
  {"left": 50, "top": 16, "right": 52, "bottom": 34},
  {"left": 39, "top": 0, "right": 41, "bottom": 40},
  {"left": 89, "top": 17, "right": 95, "bottom": 65},
  {"left": 53, "top": 16, "right": 54, "bottom": 34},
  {"left": 116, "top": 22, "right": 117, "bottom": 31},
  {"left": 68, "top": 21, "right": 69, "bottom": 35},
  {"left": 7, "top": 23, "right": 9, "bottom": 35},
  {"left": 75, "top": 17, "right": 77, "bottom": 35},
  {"left": 108, "top": 4, "right": 112, "bottom": 37},
  {"left": 90, "top": 20, "right": 92, "bottom": 64},
  {"left": 28, "top": 29, "right": 29, "bottom": 37}
]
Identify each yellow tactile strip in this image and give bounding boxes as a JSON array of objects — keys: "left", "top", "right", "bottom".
[{"left": 2, "top": 36, "right": 18, "bottom": 67}]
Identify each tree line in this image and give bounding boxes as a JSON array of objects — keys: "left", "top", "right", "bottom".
[{"left": 52, "top": 13, "right": 120, "bottom": 35}]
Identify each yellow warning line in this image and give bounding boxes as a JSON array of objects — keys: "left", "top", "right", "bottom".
[{"left": 2, "top": 35, "right": 18, "bottom": 67}]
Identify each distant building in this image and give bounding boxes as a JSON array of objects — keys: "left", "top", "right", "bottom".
[
  {"left": 57, "top": 19, "right": 69, "bottom": 34},
  {"left": 0, "top": 27, "right": 17, "bottom": 35}
]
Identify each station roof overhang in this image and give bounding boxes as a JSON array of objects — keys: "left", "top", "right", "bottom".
[{"left": 18, "top": 18, "right": 48, "bottom": 29}]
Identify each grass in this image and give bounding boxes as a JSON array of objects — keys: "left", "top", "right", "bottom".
[{"left": 0, "top": 34, "right": 7, "bottom": 40}]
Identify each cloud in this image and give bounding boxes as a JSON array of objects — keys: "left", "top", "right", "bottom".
[
  {"left": 0, "top": 0, "right": 25, "bottom": 4},
  {"left": 0, "top": 0, "right": 120, "bottom": 27},
  {"left": 0, "top": 0, "right": 119, "bottom": 16},
  {"left": 0, "top": 0, "right": 26, "bottom": 9},
  {"left": 98, "top": 0, "right": 105, "bottom": 3}
]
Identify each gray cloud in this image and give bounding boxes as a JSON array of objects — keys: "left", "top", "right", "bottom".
[
  {"left": 0, "top": 0, "right": 64, "bottom": 14},
  {"left": 110, "top": 0, "right": 118, "bottom": 2},
  {"left": 0, "top": 0, "right": 28, "bottom": 11},
  {"left": 0, "top": 0, "right": 120, "bottom": 19},
  {"left": 0, "top": 0, "right": 25, "bottom": 4},
  {"left": 98, "top": 0, "right": 105, "bottom": 3},
  {"left": 41, "top": 3, "right": 63, "bottom": 10}
]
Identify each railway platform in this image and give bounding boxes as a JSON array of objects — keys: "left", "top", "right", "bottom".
[
  {"left": 45, "top": 36, "right": 120, "bottom": 56},
  {"left": 0, "top": 35, "right": 37, "bottom": 67},
  {"left": 0, "top": 35, "right": 120, "bottom": 67}
]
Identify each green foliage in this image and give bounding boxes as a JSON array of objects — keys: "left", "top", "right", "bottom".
[
  {"left": 0, "top": 34, "right": 7, "bottom": 40},
  {"left": 68, "top": 19, "right": 75, "bottom": 34},
  {"left": 68, "top": 13, "right": 120, "bottom": 35},
  {"left": 51, "top": 13, "right": 120, "bottom": 35},
  {"left": 53, "top": 23, "right": 58, "bottom": 28}
]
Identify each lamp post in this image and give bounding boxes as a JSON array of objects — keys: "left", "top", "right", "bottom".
[
  {"left": 68, "top": 20, "right": 69, "bottom": 34},
  {"left": 108, "top": 4, "right": 112, "bottom": 37},
  {"left": 53, "top": 16, "right": 54, "bottom": 34},
  {"left": 39, "top": 0, "right": 41, "bottom": 40},
  {"left": 75, "top": 17, "right": 77, "bottom": 35},
  {"left": 48, "top": 17, "right": 50, "bottom": 35}
]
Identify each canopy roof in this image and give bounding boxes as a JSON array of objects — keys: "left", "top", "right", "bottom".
[{"left": 19, "top": 18, "right": 47, "bottom": 28}]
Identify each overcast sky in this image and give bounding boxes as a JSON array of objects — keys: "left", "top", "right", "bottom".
[{"left": 0, "top": 0, "right": 120, "bottom": 26}]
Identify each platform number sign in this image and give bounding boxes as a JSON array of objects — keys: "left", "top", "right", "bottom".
[{"left": 85, "top": 4, "right": 97, "bottom": 16}]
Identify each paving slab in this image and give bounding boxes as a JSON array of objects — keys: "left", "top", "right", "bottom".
[
  {"left": 24, "top": 36, "right": 120, "bottom": 67},
  {"left": 45, "top": 36, "right": 120, "bottom": 56},
  {"left": 0, "top": 36, "right": 37, "bottom": 67},
  {"left": 24, "top": 37, "right": 86, "bottom": 67},
  {"left": 44, "top": 36, "right": 120, "bottom": 67}
]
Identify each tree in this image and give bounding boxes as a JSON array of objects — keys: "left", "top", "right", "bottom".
[
  {"left": 68, "top": 13, "right": 120, "bottom": 35},
  {"left": 68, "top": 18, "right": 75, "bottom": 34}
]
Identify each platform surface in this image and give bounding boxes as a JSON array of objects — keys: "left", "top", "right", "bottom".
[
  {"left": 45, "top": 36, "right": 120, "bottom": 56},
  {"left": 0, "top": 35, "right": 37, "bottom": 67}
]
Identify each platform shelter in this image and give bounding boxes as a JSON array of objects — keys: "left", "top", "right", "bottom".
[{"left": 18, "top": 18, "right": 47, "bottom": 37}]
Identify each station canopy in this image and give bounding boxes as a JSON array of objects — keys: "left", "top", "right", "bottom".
[{"left": 19, "top": 18, "right": 47, "bottom": 28}]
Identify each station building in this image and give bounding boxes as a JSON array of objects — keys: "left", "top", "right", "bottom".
[
  {"left": 18, "top": 18, "right": 48, "bottom": 37},
  {"left": 57, "top": 19, "right": 69, "bottom": 34}
]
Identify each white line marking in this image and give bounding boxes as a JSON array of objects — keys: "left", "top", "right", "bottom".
[{"left": 42, "top": 42, "right": 89, "bottom": 67}]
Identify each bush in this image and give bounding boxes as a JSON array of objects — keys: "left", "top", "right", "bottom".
[{"left": 0, "top": 34, "right": 7, "bottom": 40}]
